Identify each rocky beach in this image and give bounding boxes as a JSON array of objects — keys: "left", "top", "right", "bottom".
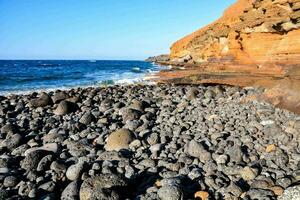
[
  {"left": 0, "top": 0, "right": 299, "bottom": 199},
  {"left": 0, "top": 84, "right": 299, "bottom": 199}
]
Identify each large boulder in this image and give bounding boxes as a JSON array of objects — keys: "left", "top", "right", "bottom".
[
  {"left": 30, "top": 92, "right": 53, "bottom": 108},
  {"left": 79, "top": 174, "right": 127, "bottom": 200},
  {"left": 51, "top": 91, "right": 69, "bottom": 103},
  {"left": 53, "top": 100, "right": 78, "bottom": 115},
  {"left": 105, "top": 129, "right": 136, "bottom": 151}
]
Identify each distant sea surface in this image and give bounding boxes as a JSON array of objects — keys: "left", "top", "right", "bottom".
[{"left": 0, "top": 60, "right": 164, "bottom": 95}]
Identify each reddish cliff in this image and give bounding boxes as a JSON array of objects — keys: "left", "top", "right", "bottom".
[
  {"left": 157, "top": 0, "right": 300, "bottom": 113},
  {"left": 170, "top": 0, "right": 300, "bottom": 66}
]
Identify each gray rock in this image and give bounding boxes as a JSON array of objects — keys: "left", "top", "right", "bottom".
[
  {"left": 54, "top": 100, "right": 78, "bottom": 115},
  {"left": 52, "top": 91, "right": 69, "bottom": 103},
  {"left": 24, "top": 143, "right": 60, "bottom": 156},
  {"left": 119, "top": 108, "right": 141, "bottom": 122},
  {"left": 246, "top": 189, "right": 274, "bottom": 199},
  {"left": 3, "top": 176, "right": 18, "bottom": 187},
  {"left": 79, "top": 174, "right": 127, "bottom": 200},
  {"left": 187, "top": 140, "right": 211, "bottom": 162},
  {"left": 239, "top": 166, "right": 259, "bottom": 181},
  {"left": 129, "top": 99, "right": 149, "bottom": 111},
  {"left": 79, "top": 112, "right": 95, "bottom": 125},
  {"left": 61, "top": 181, "right": 79, "bottom": 200},
  {"left": 276, "top": 177, "right": 292, "bottom": 189},
  {"left": 37, "top": 155, "right": 53, "bottom": 172},
  {"left": 278, "top": 185, "right": 300, "bottom": 200},
  {"left": 81, "top": 173, "right": 127, "bottom": 189},
  {"left": 213, "top": 154, "right": 228, "bottom": 165},
  {"left": 160, "top": 177, "right": 182, "bottom": 187},
  {"left": 66, "top": 162, "right": 85, "bottom": 181},
  {"left": 21, "top": 150, "right": 48, "bottom": 171},
  {"left": 18, "top": 181, "right": 32, "bottom": 196},
  {"left": 39, "top": 181, "right": 56, "bottom": 192},
  {"left": 0, "top": 167, "right": 10, "bottom": 174},
  {"left": 157, "top": 185, "right": 184, "bottom": 200},
  {"left": 225, "top": 144, "right": 242, "bottom": 164},
  {"left": 2, "top": 133, "right": 22, "bottom": 150},
  {"left": 1, "top": 124, "right": 17, "bottom": 134},
  {"left": 50, "top": 161, "right": 67, "bottom": 173},
  {"left": 30, "top": 92, "right": 53, "bottom": 108}
]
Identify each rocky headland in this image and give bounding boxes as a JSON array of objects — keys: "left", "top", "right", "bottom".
[
  {"left": 0, "top": 85, "right": 299, "bottom": 199},
  {"left": 153, "top": 0, "right": 300, "bottom": 114}
]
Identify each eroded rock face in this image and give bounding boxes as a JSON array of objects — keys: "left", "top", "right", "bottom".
[{"left": 170, "top": 0, "right": 300, "bottom": 65}]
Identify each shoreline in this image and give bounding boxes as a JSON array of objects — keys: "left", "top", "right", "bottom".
[{"left": 0, "top": 74, "right": 158, "bottom": 97}]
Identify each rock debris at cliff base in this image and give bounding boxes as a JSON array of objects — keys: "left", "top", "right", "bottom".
[{"left": 0, "top": 84, "right": 299, "bottom": 200}]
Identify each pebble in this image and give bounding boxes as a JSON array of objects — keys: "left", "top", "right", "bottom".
[{"left": 0, "top": 84, "right": 298, "bottom": 199}]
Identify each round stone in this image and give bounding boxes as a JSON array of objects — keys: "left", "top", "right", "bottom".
[{"left": 105, "top": 129, "right": 135, "bottom": 151}]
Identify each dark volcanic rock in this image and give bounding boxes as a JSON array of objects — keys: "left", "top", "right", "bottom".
[
  {"left": 30, "top": 92, "right": 53, "bottom": 108},
  {"left": 53, "top": 100, "right": 78, "bottom": 115},
  {"left": 0, "top": 84, "right": 298, "bottom": 199}
]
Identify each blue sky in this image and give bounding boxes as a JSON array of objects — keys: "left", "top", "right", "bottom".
[{"left": 0, "top": 0, "right": 235, "bottom": 60}]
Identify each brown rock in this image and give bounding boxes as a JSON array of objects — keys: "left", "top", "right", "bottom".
[
  {"left": 266, "top": 144, "right": 276, "bottom": 153},
  {"left": 270, "top": 186, "right": 284, "bottom": 196},
  {"left": 105, "top": 129, "right": 135, "bottom": 151},
  {"left": 30, "top": 93, "right": 53, "bottom": 108},
  {"left": 53, "top": 100, "right": 78, "bottom": 115},
  {"left": 239, "top": 166, "right": 259, "bottom": 181},
  {"left": 194, "top": 191, "right": 209, "bottom": 200},
  {"left": 51, "top": 91, "right": 69, "bottom": 103},
  {"left": 170, "top": 0, "right": 299, "bottom": 65},
  {"left": 292, "top": 2, "right": 300, "bottom": 10}
]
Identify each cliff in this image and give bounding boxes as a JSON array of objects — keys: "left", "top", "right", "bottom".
[
  {"left": 170, "top": 0, "right": 300, "bottom": 65},
  {"left": 157, "top": 0, "right": 300, "bottom": 114}
]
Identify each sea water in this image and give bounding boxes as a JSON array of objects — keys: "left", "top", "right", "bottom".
[{"left": 0, "top": 60, "right": 164, "bottom": 95}]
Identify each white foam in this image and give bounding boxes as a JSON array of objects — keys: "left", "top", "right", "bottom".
[{"left": 0, "top": 62, "right": 163, "bottom": 96}]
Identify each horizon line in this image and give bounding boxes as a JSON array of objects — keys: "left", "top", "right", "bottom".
[{"left": 0, "top": 58, "right": 147, "bottom": 61}]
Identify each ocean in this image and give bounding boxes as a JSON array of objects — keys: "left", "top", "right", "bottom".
[{"left": 0, "top": 60, "right": 164, "bottom": 95}]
